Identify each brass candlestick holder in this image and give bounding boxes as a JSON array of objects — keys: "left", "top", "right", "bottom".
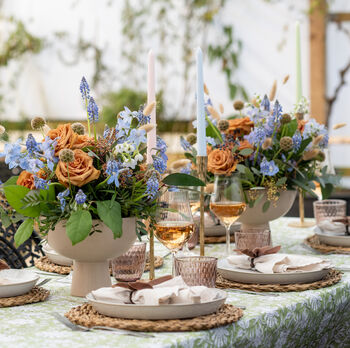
[
  {"left": 197, "top": 155, "right": 208, "bottom": 256},
  {"left": 149, "top": 229, "right": 155, "bottom": 280},
  {"left": 288, "top": 188, "right": 315, "bottom": 228}
]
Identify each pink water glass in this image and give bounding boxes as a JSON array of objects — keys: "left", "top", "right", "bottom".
[
  {"left": 313, "top": 200, "right": 346, "bottom": 225},
  {"left": 234, "top": 230, "right": 271, "bottom": 251},
  {"left": 112, "top": 242, "right": 146, "bottom": 282},
  {"left": 174, "top": 256, "right": 217, "bottom": 288}
]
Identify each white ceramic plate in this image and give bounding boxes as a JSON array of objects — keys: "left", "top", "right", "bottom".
[
  {"left": 42, "top": 244, "right": 73, "bottom": 266},
  {"left": 86, "top": 289, "right": 227, "bottom": 320},
  {"left": 204, "top": 223, "right": 241, "bottom": 237},
  {"left": 0, "top": 269, "right": 39, "bottom": 298},
  {"left": 217, "top": 258, "right": 328, "bottom": 285},
  {"left": 315, "top": 226, "right": 350, "bottom": 247}
]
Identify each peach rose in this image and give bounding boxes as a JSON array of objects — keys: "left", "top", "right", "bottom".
[
  {"left": 73, "top": 135, "right": 95, "bottom": 150},
  {"left": 298, "top": 120, "right": 307, "bottom": 133},
  {"left": 207, "top": 148, "right": 238, "bottom": 175},
  {"left": 227, "top": 117, "right": 254, "bottom": 137},
  {"left": 47, "top": 124, "right": 78, "bottom": 156},
  {"left": 55, "top": 149, "right": 100, "bottom": 187},
  {"left": 238, "top": 139, "right": 254, "bottom": 151},
  {"left": 17, "top": 171, "right": 35, "bottom": 189}
]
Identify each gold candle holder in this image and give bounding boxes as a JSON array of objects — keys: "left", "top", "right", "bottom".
[
  {"left": 196, "top": 156, "right": 208, "bottom": 256},
  {"left": 288, "top": 188, "right": 315, "bottom": 228},
  {"left": 149, "top": 229, "right": 155, "bottom": 280}
]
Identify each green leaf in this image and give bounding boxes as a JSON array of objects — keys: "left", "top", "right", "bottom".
[
  {"left": 251, "top": 167, "right": 261, "bottom": 176},
  {"left": 66, "top": 210, "right": 92, "bottom": 245},
  {"left": 162, "top": 174, "right": 205, "bottom": 187},
  {"left": 14, "top": 219, "right": 34, "bottom": 247},
  {"left": 262, "top": 201, "right": 270, "bottom": 213},
  {"left": 96, "top": 200, "right": 122, "bottom": 238},
  {"left": 0, "top": 206, "right": 11, "bottom": 228},
  {"left": 239, "top": 148, "right": 253, "bottom": 156},
  {"left": 205, "top": 117, "right": 223, "bottom": 142},
  {"left": 244, "top": 167, "right": 255, "bottom": 182},
  {"left": 3, "top": 176, "right": 19, "bottom": 186},
  {"left": 3, "top": 185, "right": 41, "bottom": 217},
  {"left": 321, "top": 183, "right": 334, "bottom": 199},
  {"left": 284, "top": 119, "right": 298, "bottom": 137},
  {"left": 236, "top": 164, "right": 246, "bottom": 174},
  {"left": 276, "top": 177, "right": 287, "bottom": 187}
]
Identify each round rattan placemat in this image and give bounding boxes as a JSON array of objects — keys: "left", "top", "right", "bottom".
[
  {"left": 204, "top": 235, "right": 235, "bottom": 244},
  {"left": 65, "top": 303, "right": 243, "bottom": 332},
  {"left": 35, "top": 255, "right": 164, "bottom": 275},
  {"left": 0, "top": 286, "right": 50, "bottom": 308},
  {"left": 215, "top": 269, "right": 342, "bottom": 292},
  {"left": 305, "top": 235, "right": 350, "bottom": 254}
]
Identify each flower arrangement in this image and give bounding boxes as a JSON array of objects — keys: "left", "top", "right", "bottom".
[
  {"left": 0, "top": 77, "right": 202, "bottom": 246},
  {"left": 179, "top": 85, "right": 338, "bottom": 210}
]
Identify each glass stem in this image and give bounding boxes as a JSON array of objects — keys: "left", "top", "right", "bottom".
[
  {"left": 183, "top": 242, "right": 190, "bottom": 255},
  {"left": 225, "top": 225, "right": 231, "bottom": 256},
  {"left": 172, "top": 251, "right": 177, "bottom": 276}
]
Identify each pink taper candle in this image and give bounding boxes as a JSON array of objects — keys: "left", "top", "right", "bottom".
[{"left": 147, "top": 50, "right": 156, "bottom": 164}]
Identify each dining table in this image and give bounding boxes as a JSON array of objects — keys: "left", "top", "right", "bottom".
[{"left": 1, "top": 217, "right": 350, "bottom": 348}]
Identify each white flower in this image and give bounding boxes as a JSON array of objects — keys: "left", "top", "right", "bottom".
[
  {"left": 135, "top": 153, "right": 143, "bottom": 162},
  {"left": 123, "top": 158, "right": 137, "bottom": 169}
]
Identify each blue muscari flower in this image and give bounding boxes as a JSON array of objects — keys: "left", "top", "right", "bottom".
[
  {"left": 57, "top": 189, "right": 70, "bottom": 212},
  {"left": 292, "top": 131, "right": 302, "bottom": 151},
  {"left": 39, "top": 136, "right": 58, "bottom": 171},
  {"left": 127, "top": 128, "right": 147, "bottom": 147},
  {"left": 103, "top": 125, "right": 111, "bottom": 139},
  {"left": 260, "top": 157, "right": 279, "bottom": 176},
  {"left": 136, "top": 108, "right": 151, "bottom": 125},
  {"left": 106, "top": 160, "right": 121, "bottom": 187},
  {"left": 245, "top": 127, "right": 266, "bottom": 146},
  {"left": 206, "top": 136, "right": 216, "bottom": 146},
  {"left": 87, "top": 97, "right": 99, "bottom": 123},
  {"left": 265, "top": 100, "right": 282, "bottom": 136},
  {"left": 75, "top": 189, "right": 87, "bottom": 205},
  {"left": 180, "top": 162, "right": 191, "bottom": 175},
  {"left": 26, "top": 134, "right": 39, "bottom": 155},
  {"left": 34, "top": 177, "right": 50, "bottom": 190},
  {"left": 153, "top": 156, "right": 167, "bottom": 174},
  {"left": 80, "top": 77, "right": 90, "bottom": 102},
  {"left": 145, "top": 173, "right": 159, "bottom": 200},
  {"left": 261, "top": 95, "right": 270, "bottom": 111},
  {"left": 157, "top": 136, "right": 168, "bottom": 162},
  {"left": 26, "top": 158, "right": 45, "bottom": 173},
  {"left": 180, "top": 137, "right": 192, "bottom": 151},
  {"left": 0, "top": 140, "right": 23, "bottom": 169}
]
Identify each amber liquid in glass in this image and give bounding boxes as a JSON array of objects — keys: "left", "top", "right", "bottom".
[
  {"left": 190, "top": 202, "right": 200, "bottom": 215},
  {"left": 210, "top": 202, "right": 246, "bottom": 226},
  {"left": 154, "top": 222, "right": 195, "bottom": 251}
]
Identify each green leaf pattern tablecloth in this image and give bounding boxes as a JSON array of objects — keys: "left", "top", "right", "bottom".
[{"left": 1, "top": 218, "right": 350, "bottom": 348}]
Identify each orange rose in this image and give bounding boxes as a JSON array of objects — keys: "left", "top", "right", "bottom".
[
  {"left": 17, "top": 171, "right": 35, "bottom": 189},
  {"left": 55, "top": 149, "right": 100, "bottom": 187},
  {"left": 298, "top": 120, "right": 307, "bottom": 133},
  {"left": 207, "top": 148, "right": 238, "bottom": 175},
  {"left": 227, "top": 117, "right": 254, "bottom": 137},
  {"left": 238, "top": 139, "right": 254, "bottom": 151},
  {"left": 73, "top": 135, "right": 95, "bottom": 150},
  {"left": 47, "top": 124, "right": 78, "bottom": 156}
]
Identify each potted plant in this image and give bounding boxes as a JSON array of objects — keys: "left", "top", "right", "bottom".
[{"left": 0, "top": 77, "right": 203, "bottom": 296}]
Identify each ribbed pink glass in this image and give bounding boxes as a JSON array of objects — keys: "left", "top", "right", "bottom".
[
  {"left": 313, "top": 200, "right": 346, "bottom": 225},
  {"left": 112, "top": 242, "right": 146, "bottom": 282},
  {"left": 174, "top": 256, "right": 217, "bottom": 288},
  {"left": 234, "top": 230, "right": 271, "bottom": 250}
]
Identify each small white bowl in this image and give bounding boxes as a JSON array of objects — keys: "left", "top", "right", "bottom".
[{"left": 0, "top": 269, "right": 39, "bottom": 297}]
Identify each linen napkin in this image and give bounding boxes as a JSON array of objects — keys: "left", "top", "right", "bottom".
[
  {"left": 0, "top": 260, "right": 9, "bottom": 271},
  {"left": 91, "top": 275, "right": 220, "bottom": 305},
  {"left": 227, "top": 254, "right": 331, "bottom": 273},
  {"left": 318, "top": 219, "right": 346, "bottom": 234}
]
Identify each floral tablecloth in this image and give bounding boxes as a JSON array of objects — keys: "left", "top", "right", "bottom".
[{"left": 1, "top": 217, "right": 350, "bottom": 348}]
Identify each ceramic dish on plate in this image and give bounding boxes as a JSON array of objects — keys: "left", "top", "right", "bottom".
[
  {"left": 86, "top": 289, "right": 227, "bottom": 320},
  {"left": 204, "top": 223, "right": 241, "bottom": 237},
  {"left": 314, "top": 226, "right": 350, "bottom": 247},
  {"left": 0, "top": 269, "right": 39, "bottom": 297},
  {"left": 42, "top": 243, "right": 73, "bottom": 266},
  {"left": 217, "top": 258, "right": 328, "bottom": 285}
]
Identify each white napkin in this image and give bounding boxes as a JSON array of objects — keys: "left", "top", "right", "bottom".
[
  {"left": 92, "top": 276, "right": 221, "bottom": 305},
  {"left": 318, "top": 220, "right": 346, "bottom": 234},
  {"left": 227, "top": 254, "right": 332, "bottom": 273}
]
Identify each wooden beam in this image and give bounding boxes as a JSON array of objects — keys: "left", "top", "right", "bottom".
[
  {"left": 329, "top": 13, "right": 350, "bottom": 23},
  {"left": 309, "top": 0, "right": 327, "bottom": 124}
]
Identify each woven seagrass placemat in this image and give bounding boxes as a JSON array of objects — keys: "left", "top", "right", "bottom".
[
  {"left": 35, "top": 255, "right": 164, "bottom": 275},
  {"left": 65, "top": 303, "right": 243, "bottom": 332},
  {"left": 0, "top": 286, "right": 50, "bottom": 308},
  {"left": 204, "top": 235, "right": 235, "bottom": 244},
  {"left": 215, "top": 269, "right": 342, "bottom": 292},
  {"left": 305, "top": 235, "right": 350, "bottom": 254}
]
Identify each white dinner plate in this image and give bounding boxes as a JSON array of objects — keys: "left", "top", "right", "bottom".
[
  {"left": 217, "top": 258, "right": 329, "bottom": 285},
  {"left": 204, "top": 223, "right": 241, "bottom": 237},
  {"left": 86, "top": 289, "right": 227, "bottom": 320},
  {"left": 315, "top": 226, "right": 350, "bottom": 247},
  {"left": 0, "top": 269, "right": 39, "bottom": 298},
  {"left": 42, "top": 244, "right": 73, "bottom": 266}
]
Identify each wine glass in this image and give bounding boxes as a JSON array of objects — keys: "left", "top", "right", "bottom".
[
  {"left": 210, "top": 173, "right": 246, "bottom": 256},
  {"left": 154, "top": 189, "right": 195, "bottom": 275}
]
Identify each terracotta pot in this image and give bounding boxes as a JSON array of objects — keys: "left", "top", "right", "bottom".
[
  {"left": 48, "top": 218, "right": 137, "bottom": 297},
  {"left": 238, "top": 189, "right": 297, "bottom": 231}
]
